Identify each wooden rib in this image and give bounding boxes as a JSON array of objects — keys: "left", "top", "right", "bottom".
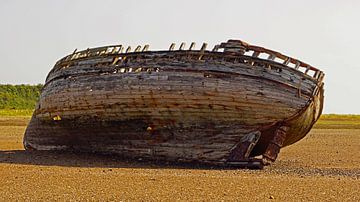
[
  {"left": 179, "top": 42, "right": 186, "bottom": 50},
  {"left": 189, "top": 42, "right": 196, "bottom": 50},
  {"left": 169, "top": 43, "right": 175, "bottom": 51}
]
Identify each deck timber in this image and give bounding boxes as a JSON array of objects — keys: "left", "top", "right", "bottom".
[{"left": 24, "top": 39, "right": 324, "bottom": 168}]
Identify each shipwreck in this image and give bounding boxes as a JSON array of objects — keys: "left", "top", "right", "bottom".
[{"left": 24, "top": 39, "right": 324, "bottom": 168}]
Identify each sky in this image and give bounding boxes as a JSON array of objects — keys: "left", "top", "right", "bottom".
[{"left": 0, "top": 0, "right": 359, "bottom": 114}]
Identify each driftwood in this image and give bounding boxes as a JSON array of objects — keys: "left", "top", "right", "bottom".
[{"left": 24, "top": 39, "right": 324, "bottom": 168}]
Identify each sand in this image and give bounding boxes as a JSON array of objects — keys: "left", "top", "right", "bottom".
[{"left": 0, "top": 117, "right": 359, "bottom": 201}]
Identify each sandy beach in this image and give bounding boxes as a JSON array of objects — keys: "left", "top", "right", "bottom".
[{"left": 0, "top": 117, "right": 359, "bottom": 201}]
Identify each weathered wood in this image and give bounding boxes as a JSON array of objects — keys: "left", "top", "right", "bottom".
[{"left": 24, "top": 39, "right": 324, "bottom": 168}]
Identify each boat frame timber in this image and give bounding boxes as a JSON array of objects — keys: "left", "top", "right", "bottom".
[{"left": 25, "top": 39, "right": 324, "bottom": 169}]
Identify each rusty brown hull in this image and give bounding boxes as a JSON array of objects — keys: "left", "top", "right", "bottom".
[{"left": 24, "top": 40, "right": 324, "bottom": 167}]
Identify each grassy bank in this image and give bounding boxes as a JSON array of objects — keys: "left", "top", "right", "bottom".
[
  {"left": 314, "top": 114, "right": 360, "bottom": 129},
  {"left": 0, "top": 109, "right": 33, "bottom": 116}
]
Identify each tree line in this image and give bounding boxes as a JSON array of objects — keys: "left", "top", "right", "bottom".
[{"left": 0, "top": 84, "right": 43, "bottom": 109}]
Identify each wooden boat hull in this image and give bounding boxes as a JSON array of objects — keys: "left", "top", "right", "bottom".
[{"left": 24, "top": 40, "right": 324, "bottom": 167}]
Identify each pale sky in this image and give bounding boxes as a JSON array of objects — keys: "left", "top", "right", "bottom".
[{"left": 0, "top": 0, "right": 359, "bottom": 114}]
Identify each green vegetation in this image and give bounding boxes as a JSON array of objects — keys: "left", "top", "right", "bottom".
[
  {"left": 314, "top": 114, "right": 360, "bottom": 129},
  {"left": 0, "top": 84, "right": 42, "bottom": 116},
  {"left": 0, "top": 84, "right": 43, "bottom": 110},
  {"left": 0, "top": 109, "right": 33, "bottom": 116}
]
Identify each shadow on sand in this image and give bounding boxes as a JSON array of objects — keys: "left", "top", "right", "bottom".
[
  {"left": 1, "top": 150, "right": 358, "bottom": 177},
  {"left": 0, "top": 150, "right": 241, "bottom": 170}
]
